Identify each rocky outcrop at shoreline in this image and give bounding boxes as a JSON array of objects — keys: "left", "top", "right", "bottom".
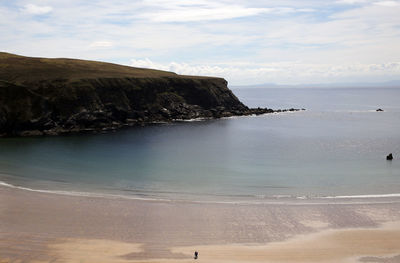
[{"left": 0, "top": 52, "right": 303, "bottom": 137}]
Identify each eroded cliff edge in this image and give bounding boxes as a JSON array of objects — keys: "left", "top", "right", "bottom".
[{"left": 0, "top": 52, "right": 293, "bottom": 137}]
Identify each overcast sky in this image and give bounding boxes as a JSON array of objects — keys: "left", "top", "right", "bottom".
[{"left": 1, "top": 0, "right": 400, "bottom": 85}]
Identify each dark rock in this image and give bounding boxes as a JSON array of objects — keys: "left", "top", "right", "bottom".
[
  {"left": 18, "top": 130, "right": 44, "bottom": 137},
  {"left": 376, "top": 108, "right": 384, "bottom": 112},
  {"left": 387, "top": 153, "right": 393, "bottom": 160}
]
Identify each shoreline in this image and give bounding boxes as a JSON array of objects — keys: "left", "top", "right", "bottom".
[
  {"left": 1, "top": 179, "right": 400, "bottom": 206},
  {"left": 1, "top": 185, "right": 400, "bottom": 262},
  {"left": 0, "top": 108, "right": 304, "bottom": 138}
]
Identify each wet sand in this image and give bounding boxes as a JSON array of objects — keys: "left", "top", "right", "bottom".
[{"left": 1, "top": 185, "right": 400, "bottom": 262}]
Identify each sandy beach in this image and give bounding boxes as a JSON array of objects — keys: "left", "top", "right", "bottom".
[{"left": 1, "top": 185, "right": 400, "bottom": 263}]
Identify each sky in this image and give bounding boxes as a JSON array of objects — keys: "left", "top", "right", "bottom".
[{"left": 1, "top": 0, "right": 400, "bottom": 86}]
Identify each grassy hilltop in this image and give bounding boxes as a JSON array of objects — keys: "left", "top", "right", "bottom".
[{"left": 0, "top": 52, "right": 179, "bottom": 83}]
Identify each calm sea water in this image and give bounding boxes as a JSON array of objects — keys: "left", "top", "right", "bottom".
[{"left": 1, "top": 88, "right": 399, "bottom": 202}]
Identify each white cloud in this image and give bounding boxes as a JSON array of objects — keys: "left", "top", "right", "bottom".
[
  {"left": 336, "top": 0, "right": 369, "bottom": 4},
  {"left": 336, "top": 0, "right": 400, "bottom": 6},
  {"left": 140, "top": 4, "right": 269, "bottom": 22},
  {"left": 89, "top": 41, "right": 113, "bottom": 48},
  {"left": 23, "top": 4, "right": 53, "bottom": 15},
  {"left": 139, "top": 1, "right": 314, "bottom": 22},
  {"left": 297, "top": 8, "right": 316, "bottom": 12},
  {"left": 373, "top": 1, "right": 399, "bottom": 6}
]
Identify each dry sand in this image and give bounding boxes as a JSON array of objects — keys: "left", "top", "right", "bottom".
[{"left": 1, "top": 185, "right": 400, "bottom": 263}]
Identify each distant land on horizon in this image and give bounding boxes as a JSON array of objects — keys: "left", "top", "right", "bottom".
[{"left": 231, "top": 80, "right": 400, "bottom": 89}]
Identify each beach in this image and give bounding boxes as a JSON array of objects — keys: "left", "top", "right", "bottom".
[{"left": 1, "top": 185, "right": 400, "bottom": 263}]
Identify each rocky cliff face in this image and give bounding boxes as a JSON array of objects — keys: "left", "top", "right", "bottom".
[{"left": 0, "top": 53, "right": 278, "bottom": 137}]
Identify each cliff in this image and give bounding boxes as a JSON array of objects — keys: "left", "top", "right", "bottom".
[{"left": 0, "top": 52, "right": 279, "bottom": 137}]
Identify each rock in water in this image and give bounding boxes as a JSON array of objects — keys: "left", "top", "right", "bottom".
[
  {"left": 387, "top": 153, "right": 393, "bottom": 160},
  {"left": 376, "top": 108, "right": 384, "bottom": 112}
]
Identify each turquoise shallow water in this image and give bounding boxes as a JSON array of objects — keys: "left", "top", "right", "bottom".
[{"left": 0, "top": 88, "right": 399, "bottom": 202}]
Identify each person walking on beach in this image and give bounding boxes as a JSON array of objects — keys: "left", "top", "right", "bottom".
[{"left": 194, "top": 251, "right": 198, "bottom": 259}]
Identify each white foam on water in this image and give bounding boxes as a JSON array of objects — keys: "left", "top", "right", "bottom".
[
  {"left": 0, "top": 180, "right": 172, "bottom": 202},
  {"left": 320, "top": 193, "right": 400, "bottom": 199},
  {"left": 2, "top": 180, "right": 400, "bottom": 206}
]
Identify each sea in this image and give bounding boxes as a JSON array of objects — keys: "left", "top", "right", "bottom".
[{"left": 1, "top": 87, "right": 399, "bottom": 203}]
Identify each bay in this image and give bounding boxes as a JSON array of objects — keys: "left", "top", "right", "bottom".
[{"left": 1, "top": 87, "right": 399, "bottom": 202}]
